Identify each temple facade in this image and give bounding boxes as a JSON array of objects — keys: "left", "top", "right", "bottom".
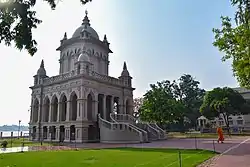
[{"left": 29, "top": 11, "right": 165, "bottom": 143}]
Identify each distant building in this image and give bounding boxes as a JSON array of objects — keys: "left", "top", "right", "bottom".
[{"left": 197, "top": 87, "right": 250, "bottom": 130}]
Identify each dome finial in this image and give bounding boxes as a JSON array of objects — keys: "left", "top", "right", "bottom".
[
  {"left": 63, "top": 32, "right": 67, "bottom": 39},
  {"left": 123, "top": 61, "right": 127, "bottom": 70},
  {"left": 40, "top": 59, "right": 44, "bottom": 68},
  {"left": 82, "top": 10, "right": 90, "bottom": 26}
]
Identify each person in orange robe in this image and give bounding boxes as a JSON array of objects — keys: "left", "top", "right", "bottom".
[{"left": 217, "top": 126, "right": 224, "bottom": 143}]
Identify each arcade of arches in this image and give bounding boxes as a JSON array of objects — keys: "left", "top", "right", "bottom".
[{"left": 30, "top": 92, "right": 133, "bottom": 142}]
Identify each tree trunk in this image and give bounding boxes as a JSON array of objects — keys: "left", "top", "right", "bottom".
[{"left": 222, "top": 113, "right": 230, "bottom": 136}]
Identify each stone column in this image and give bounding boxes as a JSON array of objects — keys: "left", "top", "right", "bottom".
[
  {"left": 64, "top": 126, "right": 70, "bottom": 142},
  {"left": 55, "top": 126, "right": 60, "bottom": 142},
  {"left": 30, "top": 105, "right": 33, "bottom": 123},
  {"left": 37, "top": 104, "right": 41, "bottom": 123},
  {"left": 57, "top": 102, "right": 61, "bottom": 122},
  {"left": 75, "top": 126, "right": 83, "bottom": 143},
  {"left": 83, "top": 99, "right": 88, "bottom": 120},
  {"left": 48, "top": 103, "right": 52, "bottom": 122},
  {"left": 103, "top": 95, "right": 106, "bottom": 119},
  {"left": 93, "top": 100, "right": 98, "bottom": 121},
  {"left": 77, "top": 99, "right": 84, "bottom": 121},
  {"left": 66, "top": 101, "right": 71, "bottom": 121}
]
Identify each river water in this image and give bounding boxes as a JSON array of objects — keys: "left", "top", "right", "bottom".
[{"left": 1, "top": 131, "right": 29, "bottom": 137}]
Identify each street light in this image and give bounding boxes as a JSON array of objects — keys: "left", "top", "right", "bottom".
[
  {"left": 18, "top": 120, "right": 21, "bottom": 139},
  {"left": 72, "top": 132, "right": 77, "bottom": 150}
]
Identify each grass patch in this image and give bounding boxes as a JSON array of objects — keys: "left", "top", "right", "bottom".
[
  {"left": 0, "top": 148, "right": 216, "bottom": 167},
  {"left": 0, "top": 138, "right": 52, "bottom": 148}
]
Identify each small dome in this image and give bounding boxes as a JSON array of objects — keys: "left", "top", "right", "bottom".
[
  {"left": 37, "top": 68, "right": 46, "bottom": 76},
  {"left": 121, "top": 70, "right": 130, "bottom": 76},
  {"left": 37, "top": 60, "right": 46, "bottom": 76},
  {"left": 78, "top": 53, "right": 90, "bottom": 62}
]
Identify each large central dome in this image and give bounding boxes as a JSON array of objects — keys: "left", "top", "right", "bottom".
[
  {"left": 72, "top": 25, "right": 99, "bottom": 39},
  {"left": 72, "top": 11, "right": 99, "bottom": 40}
]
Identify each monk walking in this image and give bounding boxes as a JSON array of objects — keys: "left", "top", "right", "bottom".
[{"left": 217, "top": 126, "right": 224, "bottom": 143}]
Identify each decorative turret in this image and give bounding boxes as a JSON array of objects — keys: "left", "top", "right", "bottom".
[
  {"left": 34, "top": 60, "right": 47, "bottom": 85},
  {"left": 119, "top": 62, "right": 132, "bottom": 87},
  {"left": 103, "top": 34, "right": 110, "bottom": 47},
  {"left": 60, "top": 32, "right": 67, "bottom": 45},
  {"left": 75, "top": 50, "right": 93, "bottom": 75}
]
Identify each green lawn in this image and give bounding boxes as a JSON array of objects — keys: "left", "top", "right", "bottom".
[
  {"left": 0, "top": 138, "right": 52, "bottom": 148},
  {"left": 0, "top": 148, "right": 216, "bottom": 167}
]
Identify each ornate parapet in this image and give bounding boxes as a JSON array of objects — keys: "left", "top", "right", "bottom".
[{"left": 40, "top": 69, "right": 131, "bottom": 88}]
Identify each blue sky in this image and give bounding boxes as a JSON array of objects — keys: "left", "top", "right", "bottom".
[{"left": 0, "top": 0, "right": 237, "bottom": 125}]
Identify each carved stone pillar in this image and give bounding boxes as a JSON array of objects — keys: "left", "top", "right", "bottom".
[
  {"left": 93, "top": 100, "right": 98, "bottom": 121},
  {"left": 48, "top": 104, "right": 52, "bottom": 122},
  {"left": 57, "top": 102, "right": 61, "bottom": 122},
  {"left": 77, "top": 99, "right": 85, "bottom": 121},
  {"left": 30, "top": 105, "right": 34, "bottom": 123},
  {"left": 55, "top": 126, "right": 60, "bottom": 141},
  {"left": 83, "top": 99, "right": 88, "bottom": 120},
  {"left": 64, "top": 126, "right": 70, "bottom": 142},
  {"left": 103, "top": 95, "right": 106, "bottom": 120},
  {"left": 66, "top": 101, "right": 71, "bottom": 121}
]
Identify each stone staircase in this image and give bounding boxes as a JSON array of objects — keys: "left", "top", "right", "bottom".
[
  {"left": 98, "top": 114, "right": 148, "bottom": 143},
  {"left": 110, "top": 113, "right": 166, "bottom": 142}
]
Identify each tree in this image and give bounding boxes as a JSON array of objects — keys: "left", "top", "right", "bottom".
[
  {"left": 0, "top": 0, "right": 92, "bottom": 56},
  {"left": 139, "top": 80, "right": 185, "bottom": 125},
  {"left": 213, "top": 0, "right": 250, "bottom": 88},
  {"left": 200, "top": 87, "right": 248, "bottom": 133},
  {"left": 172, "top": 74, "right": 205, "bottom": 128},
  {"left": 133, "top": 97, "right": 143, "bottom": 119}
]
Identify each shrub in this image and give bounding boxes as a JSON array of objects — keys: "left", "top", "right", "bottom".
[{"left": 1, "top": 140, "right": 8, "bottom": 148}]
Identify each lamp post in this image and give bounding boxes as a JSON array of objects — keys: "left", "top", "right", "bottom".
[
  {"left": 18, "top": 120, "right": 21, "bottom": 139},
  {"left": 72, "top": 132, "right": 76, "bottom": 149}
]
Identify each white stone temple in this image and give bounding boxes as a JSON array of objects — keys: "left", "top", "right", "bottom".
[{"left": 29, "top": 11, "right": 165, "bottom": 143}]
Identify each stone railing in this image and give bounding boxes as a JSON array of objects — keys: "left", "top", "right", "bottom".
[
  {"left": 98, "top": 114, "right": 145, "bottom": 143},
  {"left": 41, "top": 69, "right": 126, "bottom": 87},
  {"left": 110, "top": 113, "right": 137, "bottom": 124},
  {"left": 148, "top": 123, "right": 166, "bottom": 139},
  {"left": 110, "top": 113, "right": 162, "bottom": 140}
]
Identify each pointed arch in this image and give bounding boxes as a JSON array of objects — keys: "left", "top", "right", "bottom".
[
  {"left": 32, "top": 98, "right": 39, "bottom": 123},
  {"left": 51, "top": 95, "right": 59, "bottom": 122},
  {"left": 43, "top": 96, "right": 50, "bottom": 122},
  {"left": 70, "top": 91, "right": 78, "bottom": 121},
  {"left": 59, "top": 93, "right": 67, "bottom": 121},
  {"left": 87, "top": 92, "right": 94, "bottom": 121}
]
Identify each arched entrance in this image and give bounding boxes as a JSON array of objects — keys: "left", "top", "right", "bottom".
[
  {"left": 51, "top": 96, "right": 58, "bottom": 122},
  {"left": 87, "top": 94, "right": 93, "bottom": 121},
  {"left": 43, "top": 126, "right": 48, "bottom": 139},
  {"left": 61, "top": 95, "right": 67, "bottom": 121},
  {"left": 43, "top": 97, "right": 50, "bottom": 122},
  {"left": 33, "top": 99, "right": 39, "bottom": 123},
  {"left": 59, "top": 126, "right": 65, "bottom": 142},
  {"left": 50, "top": 126, "right": 56, "bottom": 140},
  {"left": 71, "top": 93, "right": 77, "bottom": 121},
  {"left": 70, "top": 125, "right": 75, "bottom": 141},
  {"left": 32, "top": 126, "right": 36, "bottom": 140}
]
